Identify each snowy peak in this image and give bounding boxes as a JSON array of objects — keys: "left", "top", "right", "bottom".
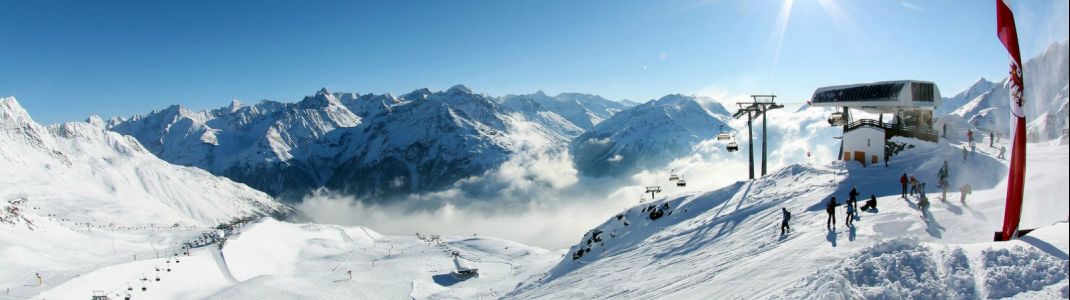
[
  {"left": 447, "top": 84, "right": 473, "bottom": 95},
  {"left": 225, "top": 99, "right": 246, "bottom": 113},
  {"left": 951, "top": 39, "right": 1068, "bottom": 134},
  {"left": 401, "top": 88, "right": 434, "bottom": 101},
  {"left": 569, "top": 93, "right": 732, "bottom": 178},
  {"left": 298, "top": 88, "right": 344, "bottom": 109},
  {"left": 1, "top": 97, "right": 35, "bottom": 127},
  {"left": 84, "top": 115, "right": 106, "bottom": 128},
  {"left": 938, "top": 78, "right": 996, "bottom": 116}
]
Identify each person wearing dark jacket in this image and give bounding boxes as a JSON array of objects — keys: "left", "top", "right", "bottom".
[
  {"left": 781, "top": 208, "right": 791, "bottom": 236},
  {"left": 861, "top": 195, "right": 878, "bottom": 211},
  {"left": 849, "top": 187, "right": 860, "bottom": 208},
  {"left": 826, "top": 197, "right": 838, "bottom": 230},
  {"left": 900, "top": 174, "right": 909, "bottom": 199}
]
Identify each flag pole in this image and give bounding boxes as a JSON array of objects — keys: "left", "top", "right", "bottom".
[{"left": 995, "top": 0, "right": 1027, "bottom": 242}]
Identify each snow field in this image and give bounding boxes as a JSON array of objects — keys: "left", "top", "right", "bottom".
[
  {"left": 205, "top": 219, "right": 565, "bottom": 300},
  {"left": 506, "top": 136, "right": 1068, "bottom": 299}
]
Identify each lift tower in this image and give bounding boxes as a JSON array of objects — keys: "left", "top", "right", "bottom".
[{"left": 733, "top": 95, "right": 784, "bottom": 179}]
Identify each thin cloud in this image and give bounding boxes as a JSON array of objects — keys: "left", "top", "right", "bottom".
[{"left": 899, "top": 1, "right": 926, "bottom": 12}]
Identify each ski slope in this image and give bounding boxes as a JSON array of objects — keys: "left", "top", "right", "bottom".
[
  {"left": 507, "top": 133, "right": 1068, "bottom": 299},
  {"left": 4, "top": 102, "right": 1068, "bottom": 300}
]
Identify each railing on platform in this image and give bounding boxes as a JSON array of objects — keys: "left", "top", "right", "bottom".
[{"left": 845, "top": 120, "right": 939, "bottom": 142}]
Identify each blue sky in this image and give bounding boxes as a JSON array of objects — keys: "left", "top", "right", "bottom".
[{"left": 2, "top": 0, "right": 1068, "bottom": 125}]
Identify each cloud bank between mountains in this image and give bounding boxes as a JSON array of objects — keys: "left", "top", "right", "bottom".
[{"left": 298, "top": 107, "right": 841, "bottom": 250}]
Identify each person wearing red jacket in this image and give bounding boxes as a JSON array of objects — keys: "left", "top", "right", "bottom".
[{"left": 900, "top": 173, "right": 909, "bottom": 199}]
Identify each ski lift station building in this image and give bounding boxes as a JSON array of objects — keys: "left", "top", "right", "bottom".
[{"left": 811, "top": 80, "right": 942, "bottom": 166}]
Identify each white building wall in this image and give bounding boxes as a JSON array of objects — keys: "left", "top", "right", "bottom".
[{"left": 842, "top": 127, "right": 886, "bottom": 166}]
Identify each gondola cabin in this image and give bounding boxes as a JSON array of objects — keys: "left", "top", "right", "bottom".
[{"left": 92, "top": 291, "right": 111, "bottom": 300}]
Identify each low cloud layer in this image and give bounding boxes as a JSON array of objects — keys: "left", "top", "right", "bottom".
[{"left": 298, "top": 107, "right": 844, "bottom": 250}]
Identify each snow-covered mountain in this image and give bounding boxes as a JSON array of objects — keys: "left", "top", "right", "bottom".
[
  {"left": 0, "top": 97, "right": 291, "bottom": 227},
  {"left": 107, "top": 86, "right": 576, "bottom": 203},
  {"left": 938, "top": 77, "right": 996, "bottom": 116},
  {"left": 953, "top": 40, "right": 1069, "bottom": 139},
  {"left": 569, "top": 94, "right": 732, "bottom": 178},
  {"left": 107, "top": 88, "right": 361, "bottom": 200},
  {"left": 500, "top": 91, "right": 632, "bottom": 137}
]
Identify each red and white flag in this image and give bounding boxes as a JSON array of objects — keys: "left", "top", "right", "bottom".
[{"left": 996, "top": 0, "right": 1027, "bottom": 242}]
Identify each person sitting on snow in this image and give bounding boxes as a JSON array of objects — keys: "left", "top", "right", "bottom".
[{"left": 861, "top": 195, "right": 878, "bottom": 212}]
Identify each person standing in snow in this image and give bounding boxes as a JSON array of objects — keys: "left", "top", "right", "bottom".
[
  {"left": 900, "top": 174, "right": 909, "bottom": 199},
  {"left": 826, "top": 197, "right": 838, "bottom": 230},
  {"left": 845, "top": 200, "right": 855, "bottom": 227},
  {"left": 942, "top": 180, "right": 950, "bottom": 202},
  {"left": 918, "top": 194, "right": 931, "bottom": 218},
  {"left": 999, "top": 146, "right": 1007, "bottom": 160},
  {"left": 967, "top": 129, "right": 974, "bottom": 146},
  {"left": 781, "top": 208, "right": 791, "bottom": 236},
  {"left": 959, "top": 184, "right": 972, "bottom": 204},
  {"left": 909, "top": 176, "right": 918, "bottom": 196},
  {"left": 919, "top": 181, "right": 928, "bottom": 200},
  {"left": 990, "top": 131, "right": 995, "bottom": 147},
  {"left": 849, "top": 187, "right": 860, "bottom": 209},
  {"left": 943, "top": 124, "right": 948, "bottom": 139},
  {"left": 962, "top": 147, "right": 968, "bottom": 163}
]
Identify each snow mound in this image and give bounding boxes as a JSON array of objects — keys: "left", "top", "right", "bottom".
[{"left": 776, "top": 224, "right": 1069, "bottom": 300}]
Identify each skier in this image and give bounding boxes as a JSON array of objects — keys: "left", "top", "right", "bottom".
[
  {"left": 967, "top": 129, "right": 974, "bottom": 146},
  {"left": 999, "top": 146, "right": 1007, "bottom": 160},
  {"left": 942, "top": 180, "right": 950, "bottom": 202},
  {"left": 960, "top": 184, "right": 973, "bottom": 204},
  {"left": 962, "top": 146, "right": 968, "bottom": 163},
  {"left": 826, "top": 197, "right": 838, "bottom": 230},
  {"left": 900, "top": 174, "right": 909, "bottom": 199},
  {"left": 918, "top": 193, "right": 931, "bottom": 218},
  {"left": 919, "top": 181, "right": 928, "bottom": 200},
  {"left": 943, "top": 124, "right": 948, "bottom": 139},
  {"left": 861, "top": 195, "right": 878, "bottom": 212},
  {"left": 909, "top": 176, "right": 918, "bottom": 196},
  {"left": 845, "top": 200, "right": 855, "bottom": 227},
  {"left": 990, "top": 131, "right": 995, "bottom": 147},
  {"left": 36, "top": 273, "right": 42, "bottom": 286},
  {"left": 781, "top": 208, "right": 791, "bottom": 236},
  {"left": 849, "top": 187, "right": 860, "bottom": 209}
]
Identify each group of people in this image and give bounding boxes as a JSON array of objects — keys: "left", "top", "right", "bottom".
[
  {"left": 899, "top": 173, "right": 928, "bottom": 199},
  {"left": 779, "top": 186, "right": 879, "bottom": 235}
]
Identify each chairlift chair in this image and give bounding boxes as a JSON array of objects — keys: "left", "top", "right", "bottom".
[
  {"left": 717, "top": 125, "right": 732, "bottom": 141},
  {"left": 828, "top": 112, "right": 848, "bottom": 126},
  {"left": 726, "top": 142, "right": 739, "bottom": 152},
  {"left": 668, "top": 170, "right": 680, "bottom": 182},
  {"left": 677, "top": 177, "right": 687, "bottom": 187}
]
